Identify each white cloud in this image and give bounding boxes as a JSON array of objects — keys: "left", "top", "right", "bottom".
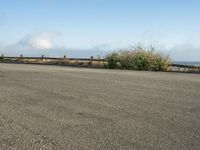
[
  {"left": 1, "top": 31, "right": 200, "bottom": 61},
  {"left": 17, "top": 32, "right": 56, "bottom": 50},
  {"left": 167, "top": 43, "right": 200, "bottom": 61},
  {"left": 0, "top": 32, "right": 109, "bottom": 57}
]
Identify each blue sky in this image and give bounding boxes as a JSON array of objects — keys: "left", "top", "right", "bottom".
[{"left": 0, "top": 0, "right": 200, "bottom": 60}]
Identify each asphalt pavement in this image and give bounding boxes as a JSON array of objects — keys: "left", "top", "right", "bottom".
[{"left": 0, "top": 63, "right": 200, "bottom": 150}]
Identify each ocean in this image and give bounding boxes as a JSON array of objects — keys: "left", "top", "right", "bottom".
[{"left": 173, "top": 61, "right": 200, "bottom": 66}]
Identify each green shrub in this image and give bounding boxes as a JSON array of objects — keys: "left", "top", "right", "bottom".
[
  {"left": 105, "top": 44, "right": 171, "bottom": 71},
  {"left": 151, "top": 53, "right": 171, "bottom": 71},
  {"left": 105, "top": 52, "right": 120, "bottom": 69}
]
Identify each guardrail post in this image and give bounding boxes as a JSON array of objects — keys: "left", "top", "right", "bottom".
[
  {"left": 41, "top": 55, "right": 44, "bottom": 62},
  {"left": 18, "top": 54, "right": 23, "bottom": 63},
  {"left": 88, "top": 56, "right": 93, "bottom": 66},
  {"left": 1, "top": 54, "right": 4, "bottom": 62}
]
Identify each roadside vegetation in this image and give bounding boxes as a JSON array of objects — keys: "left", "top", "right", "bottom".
[{"left": 105, "top": 44, "right": 171, "bottom": 71}]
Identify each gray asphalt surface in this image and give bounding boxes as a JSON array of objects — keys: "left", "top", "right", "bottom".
[{"left": 0, "top": 63, "right": 200, "bottom": 150}]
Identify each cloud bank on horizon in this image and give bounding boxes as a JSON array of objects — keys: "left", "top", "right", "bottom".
[{"left": 0, "top": 0, "right": 200, "bottom": 61}]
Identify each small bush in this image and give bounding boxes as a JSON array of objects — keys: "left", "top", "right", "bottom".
[
  {"left": 105, "top": 44, "right": 171, "bottom": 71},
  {"left": 105, "top": 52, "right": 120, "bottom": 69}
]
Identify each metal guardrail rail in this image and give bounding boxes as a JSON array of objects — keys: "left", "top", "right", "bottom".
[
  {"left": 171, "top": 63, "right": 200, "bottom": 68},
  {"left": 0, "top": 55, "right": 200, "bottom": 71},
  {"left": 0, "top": 55, "right": 106, "bottom": 62},
  {"left": 170, "top": 63, "right": 200, "bottom": 72}
]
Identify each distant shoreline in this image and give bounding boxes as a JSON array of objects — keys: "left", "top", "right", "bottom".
[{"left": 173, "top": 61, "right": 200, "bottom": 67}]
